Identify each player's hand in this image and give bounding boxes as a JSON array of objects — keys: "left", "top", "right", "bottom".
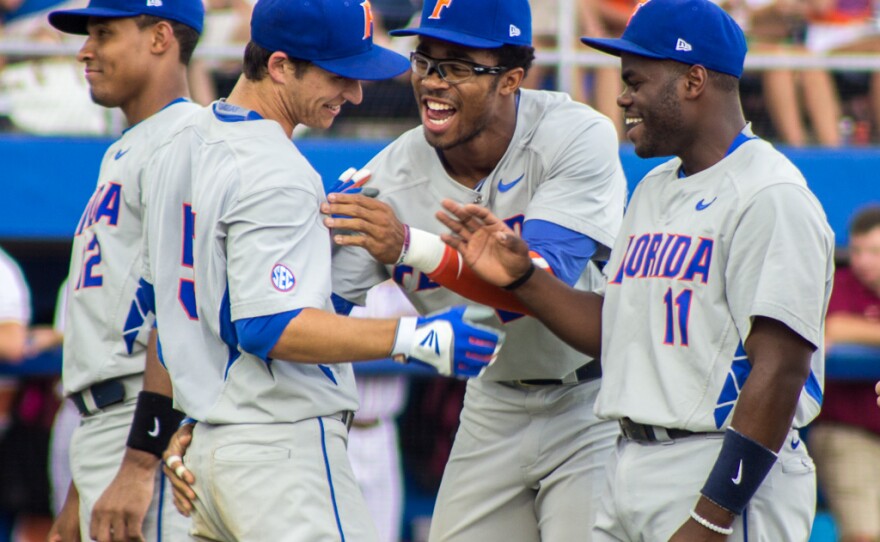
[
  {"left": 322, "top": 193, "right": 406, "bottom": 265},
  {"left": 89, "top": 448, "right": 157, "bottom": 542},
  {"left": 397, "top": 306, "right": 503, "bottom": 377},
  {"left": 436, "top": 199, "right": 532, "bottom": 287},
  {"left": 48, "top": 484, "right": 81, "bottom": 542},
  {"left": 162, "top": 422, "right": 197, "bottom": 517}
]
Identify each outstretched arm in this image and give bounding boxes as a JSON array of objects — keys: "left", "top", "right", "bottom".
[
  {"left": 324, "top": 192, "right": 534, "bottom": 314},
  {"left": 437, "top": 200, "right": 603, "bottom": 358}
]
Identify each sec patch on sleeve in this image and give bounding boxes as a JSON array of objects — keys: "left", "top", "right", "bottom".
[{"left": 271, "top": 263, "right": 296, "bottom": 292}]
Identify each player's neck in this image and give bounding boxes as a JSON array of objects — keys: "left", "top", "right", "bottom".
[
  {"left": 677, "top": 113, "right": 746, "bottom": 177},
  {"left": 121, "top": 70, "right": 191, "bottom": 127},
  {"left": 439, "top": 103, "right": 517, "bottom": 189}
]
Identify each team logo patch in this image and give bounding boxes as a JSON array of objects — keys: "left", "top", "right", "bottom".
[{"left": 271, "top": 264, "right": 296, "bottom": 292}]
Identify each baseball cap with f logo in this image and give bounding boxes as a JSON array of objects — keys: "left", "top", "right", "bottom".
[
  {"left": 250, "top": 0, "right": 409, "bottom": 81},
  {"left": 391, "top": 0, "right": 531, "bottom": 48}
]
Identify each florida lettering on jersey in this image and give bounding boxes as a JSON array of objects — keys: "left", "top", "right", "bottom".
[
  {"left": 609, "top": 232, "right": 714, "bottom": 285},
  {"left": 73, "top": 182, "right": 123, "bottom": 290},
  {"left": 75, "top": 182, "right": 122, "bottom": 235}
]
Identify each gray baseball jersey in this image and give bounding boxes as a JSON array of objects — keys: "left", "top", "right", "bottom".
[
  {"left": 62, "top": 100, "right": 200, "bottom": 394},
  {"left": 142, "top": 102, "right": 358, "bottom": 424},
  {"left": 596, "top": 129, "right": 834, "bottom": 432},
  {"left": 332, "top": 89, "right": 627, "bottom": 381}
]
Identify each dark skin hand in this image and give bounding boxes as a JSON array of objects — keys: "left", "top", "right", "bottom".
[
  {"left": 437, "top": 199, "right": 604, "bottom": 358},
  {"left": 321, "top": 192, "right": 406, "bottom": 264}
]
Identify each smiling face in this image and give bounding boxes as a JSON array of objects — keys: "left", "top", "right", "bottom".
[
  {"left": 77, "top": 17, "right": 156, "bottom": 109},
  {"left": 412, "top": 38, "right": 507, "bottom": 151},
  {"left": 617, "top": 53, "right": 688, "bottom": 159},
  {"left": 282, "top": 62, "right": 363, "bottom": 130}
]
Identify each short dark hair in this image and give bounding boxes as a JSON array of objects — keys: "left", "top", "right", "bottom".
[
  {"left": 667, "top": 61, "right": 739, "bottom": 93},
  {"left": 492, "top": 44, "right": 535, "bottom": 78},
  {"left": 850, "top": 206, "right": 880, "bottom": 236},
  {"left": 136, "top": 15, "right": 200, "bottom": 65},
  {"left": 242, "top": 40, "right": 312, "bottom": 81}
]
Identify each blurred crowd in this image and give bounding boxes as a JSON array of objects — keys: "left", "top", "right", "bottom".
[{"left": 0, "top": 0, "right": 878, "bottom": 145}]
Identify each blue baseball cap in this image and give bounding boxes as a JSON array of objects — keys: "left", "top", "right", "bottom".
[
  {"left": 389, "top": 0, "right": 531, "bottom": 49},
  {"left": 581, "top": 0, "right": 747, "bottom": 78},
  {"left": 49, "top": 0, "right": 205, "bottom": 34},
  {"left": 251, "top": 0, "right": 409, "bottom": 81}
]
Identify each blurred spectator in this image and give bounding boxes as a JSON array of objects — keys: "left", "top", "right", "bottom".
[
  {"left": 0, "top": 246, "right": 56, "bottom": 542},
  {"left": 348, "top": 280, "right": 416, "bottom": 542},
  {"left": 728, "top": 0, "right": 843, "bottom": 146},
  {"left": 0, "top": 0, "right": 111, "bottom": 134},
  {"left": 805, "top": 0, "right": 880, "bottom": 143},
  {"left": 524, "top": 0, "right": 628, "bottom": 138},
  {"left": 809, "top": 205, "right": 880, "bottom": 542},
  {"left": 196, "top": 0, "right": 253, "bottom": 102}
]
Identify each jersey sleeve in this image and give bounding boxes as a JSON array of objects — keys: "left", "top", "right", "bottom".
[
  {"left": 525, "top": 116, "right": 626, "bottom": 258},
  {"left": 225, "top": 185, "right": 331, "bottom": 320},
  {"left": 522, "top": 219, "right": 597, "bottom": 286},
  {"left": 726, "top": 183, "right": 834, "bottom": 348}
]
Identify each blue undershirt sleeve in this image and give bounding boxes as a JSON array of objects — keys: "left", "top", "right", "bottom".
[
  {"left": 331, "top": 293, "right": 356, "bottom": 316},
  {"left": 522, "top": 219, "right": 598, "bottom": 287},
  {"left": 235, "top": 309, "right": 303, "bottom": 362}
]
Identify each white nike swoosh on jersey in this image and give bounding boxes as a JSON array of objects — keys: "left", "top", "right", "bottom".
[
  {"left": 148, "top": 417, "right": 160, "bottom": 438},
  {"left": 731, "top": 460, "right": 743, "bottom": 485}
]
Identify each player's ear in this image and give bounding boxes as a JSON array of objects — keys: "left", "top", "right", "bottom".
[
  {"left": 683, "top": 64, "right": 708, "bottom": 99},
  {"left": 497, "top": 67, "right": 525, "bottom": 97},
  {"left": 266, "top": 52, "right": 290, "bottom": 84},
  {"left": 150, "top": 20, "right": 175, "bottom": 55}
]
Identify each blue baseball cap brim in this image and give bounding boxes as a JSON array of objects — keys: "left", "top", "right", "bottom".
[
  {"left": 389, "top": 27, "right": 506, "bottom": 49},
  {"left": 580, "top": 36, "right": 667, "bottom": 60},
  {"left": 313, "top": 44, "right": 410, "bottom": 81},
  {"left": 49, "top": 7, "right": 141, "bottom": 34}
]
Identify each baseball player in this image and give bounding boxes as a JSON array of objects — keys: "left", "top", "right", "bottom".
[
  {"left": 134, "top": 0, "right": 503, "bottom": 540},
  {"left": 439, "top": 0, "right": 834, "bottom": 539},
  {"left": 322, "top": 0, "right": 627, "bottom": 540},
  {"left": 45, "top": 0, "right": 205, "bottom": 540}
]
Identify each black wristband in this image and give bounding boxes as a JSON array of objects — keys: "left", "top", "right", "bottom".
[
  {"left": 126, "top": 391, "right": 185, "bottom": 458},
  {"left": 700, "top": 427, "right": 778, "bottom": 515},
  {"left": 503, "top": 262, "right": 536, "bottom": 291}
]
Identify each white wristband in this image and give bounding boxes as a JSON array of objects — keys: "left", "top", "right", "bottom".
[
  {"left": 399, "top": 227, "right": 446, "bottom": 274},
  {"left": 689, "top": 509, "right": 734, "bottom": 536},
  {"left": 391, "top": 317, "right": 417, "bottom": 360}
]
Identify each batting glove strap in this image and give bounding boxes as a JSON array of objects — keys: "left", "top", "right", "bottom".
[
  {"left": 392, "top": 306, "right": 503, "bottom": 378},
  {"left": 700, "top": 427, "right": 778, "bottom": 515},
  {"left": 126, "top": 391, "right": 186, "bottom": 459}
]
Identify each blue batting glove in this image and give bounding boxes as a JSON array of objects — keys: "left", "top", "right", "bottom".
[
  {"left": 391, "top": 306, "right": 503, "bottom": 378},
  {"left": 326, "top": 167, "right": 371, "bottom": 196}
]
